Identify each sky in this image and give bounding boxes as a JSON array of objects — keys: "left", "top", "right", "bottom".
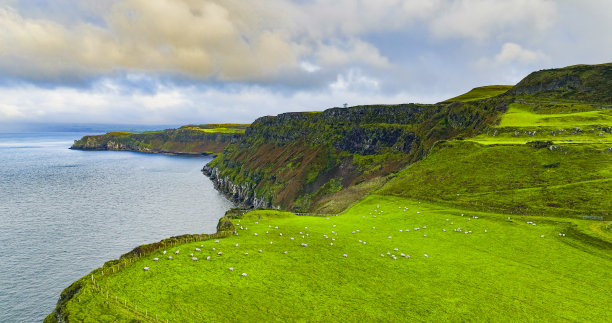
[{"left": 0, "top": 0, "right": 610, "bottom": 127}]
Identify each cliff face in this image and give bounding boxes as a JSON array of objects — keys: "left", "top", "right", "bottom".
[
  {"left": 204, "top": 100, "right": 507, "bottom": 212},
  {"left": 71, "top": 125, "right": 247, "bottom": 155},
  {"left": 508, "top": 63, "right": 612, "bottom": 103}
]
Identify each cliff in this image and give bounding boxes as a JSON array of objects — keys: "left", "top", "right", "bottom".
[
  {"left": 204, "top": 99, "right": 509, "bottom": 213},
  {"left": 71, "top": 124, "right": 248, "bottom": 155},
  {"left": 507, "top": 62, "right": 612, "bottom": 103}
]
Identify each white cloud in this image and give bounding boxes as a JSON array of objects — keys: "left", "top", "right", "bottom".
[
  {"left": 495, "top": 42, "right": 547, "bottom": 64},
  {"left": 429, "top": 0, "right": 557, "bottom": 40}
]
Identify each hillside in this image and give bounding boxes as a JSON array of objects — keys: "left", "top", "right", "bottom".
[
  {"left": 204, "top": 99, "right": 509, "bottom": 212},
  {"left": 71, "top": 124, "right": 248, "bottom": 155},
  {"left": 47, "top": 63, "right": 612, "bottom": 322}
]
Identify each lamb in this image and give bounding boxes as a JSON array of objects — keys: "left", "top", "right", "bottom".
[
  {"left": 192, "top": 257, "right": 198, "bottom": 261},
  {"left": 144, "top": 267, "right": 149, "bottom": 271},
  {"left": 175, "top": 250, "right": 180, "bottom": 255},
  {"left": 153, "top": 257, "right": 159, "bottom": 261},
  {"left": 242, "top": 273, "right": 247, "bottom": 277},
  {"left": 195, "top": 248, "right": 201, "bottom": 252},
  {"left": 163, "top": 250, "right": 167, "bottom": 255}
]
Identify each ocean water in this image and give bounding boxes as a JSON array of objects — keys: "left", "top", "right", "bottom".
[{"left": 0, "top": 133, "right": 234, "bottom": 322}]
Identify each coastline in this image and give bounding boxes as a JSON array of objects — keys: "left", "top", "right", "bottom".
[{"left": 45, "top": 214, "right": 237, "bottom": 322}]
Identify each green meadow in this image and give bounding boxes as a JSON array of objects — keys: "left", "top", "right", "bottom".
[
  {"left": 58, "top": 196, "right": 611, "bottom": 322},
  {"left": 469, "top": 103, "right": 612, "bottom": 145}
]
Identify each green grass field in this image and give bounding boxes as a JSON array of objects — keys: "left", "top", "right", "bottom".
[
  {"left": 58, "top": 196, "right": 611, "bottom": 322},
  {"left": 469, "top": 103, "right": 612, "bottom": 144}
]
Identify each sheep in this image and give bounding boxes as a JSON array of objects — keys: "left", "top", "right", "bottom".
[
  {"left": 245, "top": 252, "right": 249, "bottom": 256},
  {"left": 195, "top": 248, "right": 201, "bottom": 252},
  {"left": 393, "top": 248, "right": 399, "bottom": 251},
  {"left": 399, "top": 229, "right": 403, "bottom": 232},
  {"left": 372, "top": 227, "right": 375, "bottom": 229},
  {"left": 215, "top": 240, "right": 219, "bottom": 243},
  {"left": 270, "top": 241, "right": 273, "bottom": 244},
  {"left": 290, "top": 237, "right": 295, "bottom": 240},
  {"left": 363, "top": 241, "right": 367, "bottom": 245},
  {"left": 424, "top": 254, "right": 428, "bottom": 258},
  {"left": 206, "top": 256, "right": 210, "bottom": 260},
  {"left": 242, "top": 273, "right": 247, "bottom": 277},
  {"left": 442, "top": 229, "right": 446, "bottom": 232},
  {"left": 175, "top": 250, "right": 180, "bottom": 255},
  {"left": 254, "top": 233, "right": 258, "bottom": 236},
  {"left": 235, "top": 244, "right": 239, "bottom": 247},
  {"left": 144, "top": 267, "right": 149, "bottom": 271},
  {"left": 217, "top": 251, "right": 223, "bottom": 255},
  {"left": 330, "top": 242, "right": 333, "bottom": 246},
  {"left": 259, "top": 250, "right": 263, "bottom": 253},
  {"left": 332, "top": 238, "right": 335, "bottom": 241},
  {"left": 333, "top": 225, "right": 336, "bottom": 227},
  {"left": 381, "top": 254, "right": 385, "bottom": 257},
  {"left": 190, "top": 253, "right": 194, "bottom": 257},
  {"left": 283, "top": 251, "right": 288, "bottom": 254},
  {"left": 163, "top": 250, "right": 167, "bottom": 255},
  {"left": 168, "top": 256, "right": 172, "bottom": 260},
  {"left": 153, "top": 257, "right": 159, "bottom": 261},
  {"left": 229, "top": 267, "right": 234, "bottom": 271},
  {"left": 279, "top": 233, "right": 283, "bottom": 236},
  {"left": 388, "top": 236, "right": 392, "bottom": 239},
  {"left": 192, "top": 257, "right": 198, "bottom": 261},
  {"left": 305, "top": 227, "right": 308, "bottom": 229},
  {"left": 541, "top": 235, "right": 545, "bottom": 238},
  {"left": 212, "top": 248, "right": 216, "bottom": 251},
  {"left": 343, "top": 254, "right": 348, "bottom": 257}
]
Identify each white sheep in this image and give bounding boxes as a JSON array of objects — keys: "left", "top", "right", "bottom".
[
  {"left": 245, "top": 252, "right": 248, "bottom": 256},
  {"left": 242, "top": 273, "right": 247, "bottom": 277},
  {"left": 206, "top": 256, "right": 210, "bottom": 260},
  {"left": 175, "top": 250, "right": 180, "bottom": 255},
  {"left": 144, "top": 267, "right": 149, "bottom": 271},
  {"left": 424, "top": 254, "right": 428, "bottom": 258},
  {"left": 192, "top": 257, "right": 198, "bottom": 261},
  {"left": 168, "top": 256, "right": 172, "bottom": 260},
  {"left": 195, "top": 248, "right": 201, "bottom": 252},
  {"left": 229, "top": 267, "right": 233, "bottom": 271},
  {"left": 259, "top": 250, "right": 263, "bottom": 253},
  {"left": 163, "top": 250, "right": 167, "bottom": 255},
  {"left": 283, "top": 251, "right": 288, "bottom": 254},
  {"left": 217, "top": 251, "right": 223, "bottom": 255},
  {"left": 343, "top": 254, "right": 348, "bottom": 257}
]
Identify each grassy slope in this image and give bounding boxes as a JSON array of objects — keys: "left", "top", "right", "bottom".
[
  {"left": 56, "top": 197, "right": 611, "bottom": 322},
  {"left": 470, "top": 102, "right": 612, "bottom": 145},
  {"left": 378, "top": 141, "right": 612, "bottom": 218},
  {"left": 443, "top": 85, "right": 513, "bottom": 103}
]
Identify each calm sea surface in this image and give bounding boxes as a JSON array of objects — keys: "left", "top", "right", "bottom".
[{"left": 0, "top": 133, "right": 234, "bottom": 322}]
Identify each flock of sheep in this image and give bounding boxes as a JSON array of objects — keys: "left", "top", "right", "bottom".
[{"left": 142, "top": 204, "right": 562, "bottom": 276}]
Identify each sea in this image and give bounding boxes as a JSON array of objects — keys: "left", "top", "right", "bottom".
[{"left": 0, "top": 132, "right": 234, "bottom": 322}]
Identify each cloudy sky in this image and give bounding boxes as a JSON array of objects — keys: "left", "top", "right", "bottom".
[{"left": 0, "top": 0, "right": 610, "bottom": 126}]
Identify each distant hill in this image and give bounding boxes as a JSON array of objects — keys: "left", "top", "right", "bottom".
[{"left": 71, "top": 124, "right": 248, "bottom": 155}]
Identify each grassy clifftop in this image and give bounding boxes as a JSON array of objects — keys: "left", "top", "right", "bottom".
[{"left": 71, "top": 124, "right": 248, "bottom": 155}]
